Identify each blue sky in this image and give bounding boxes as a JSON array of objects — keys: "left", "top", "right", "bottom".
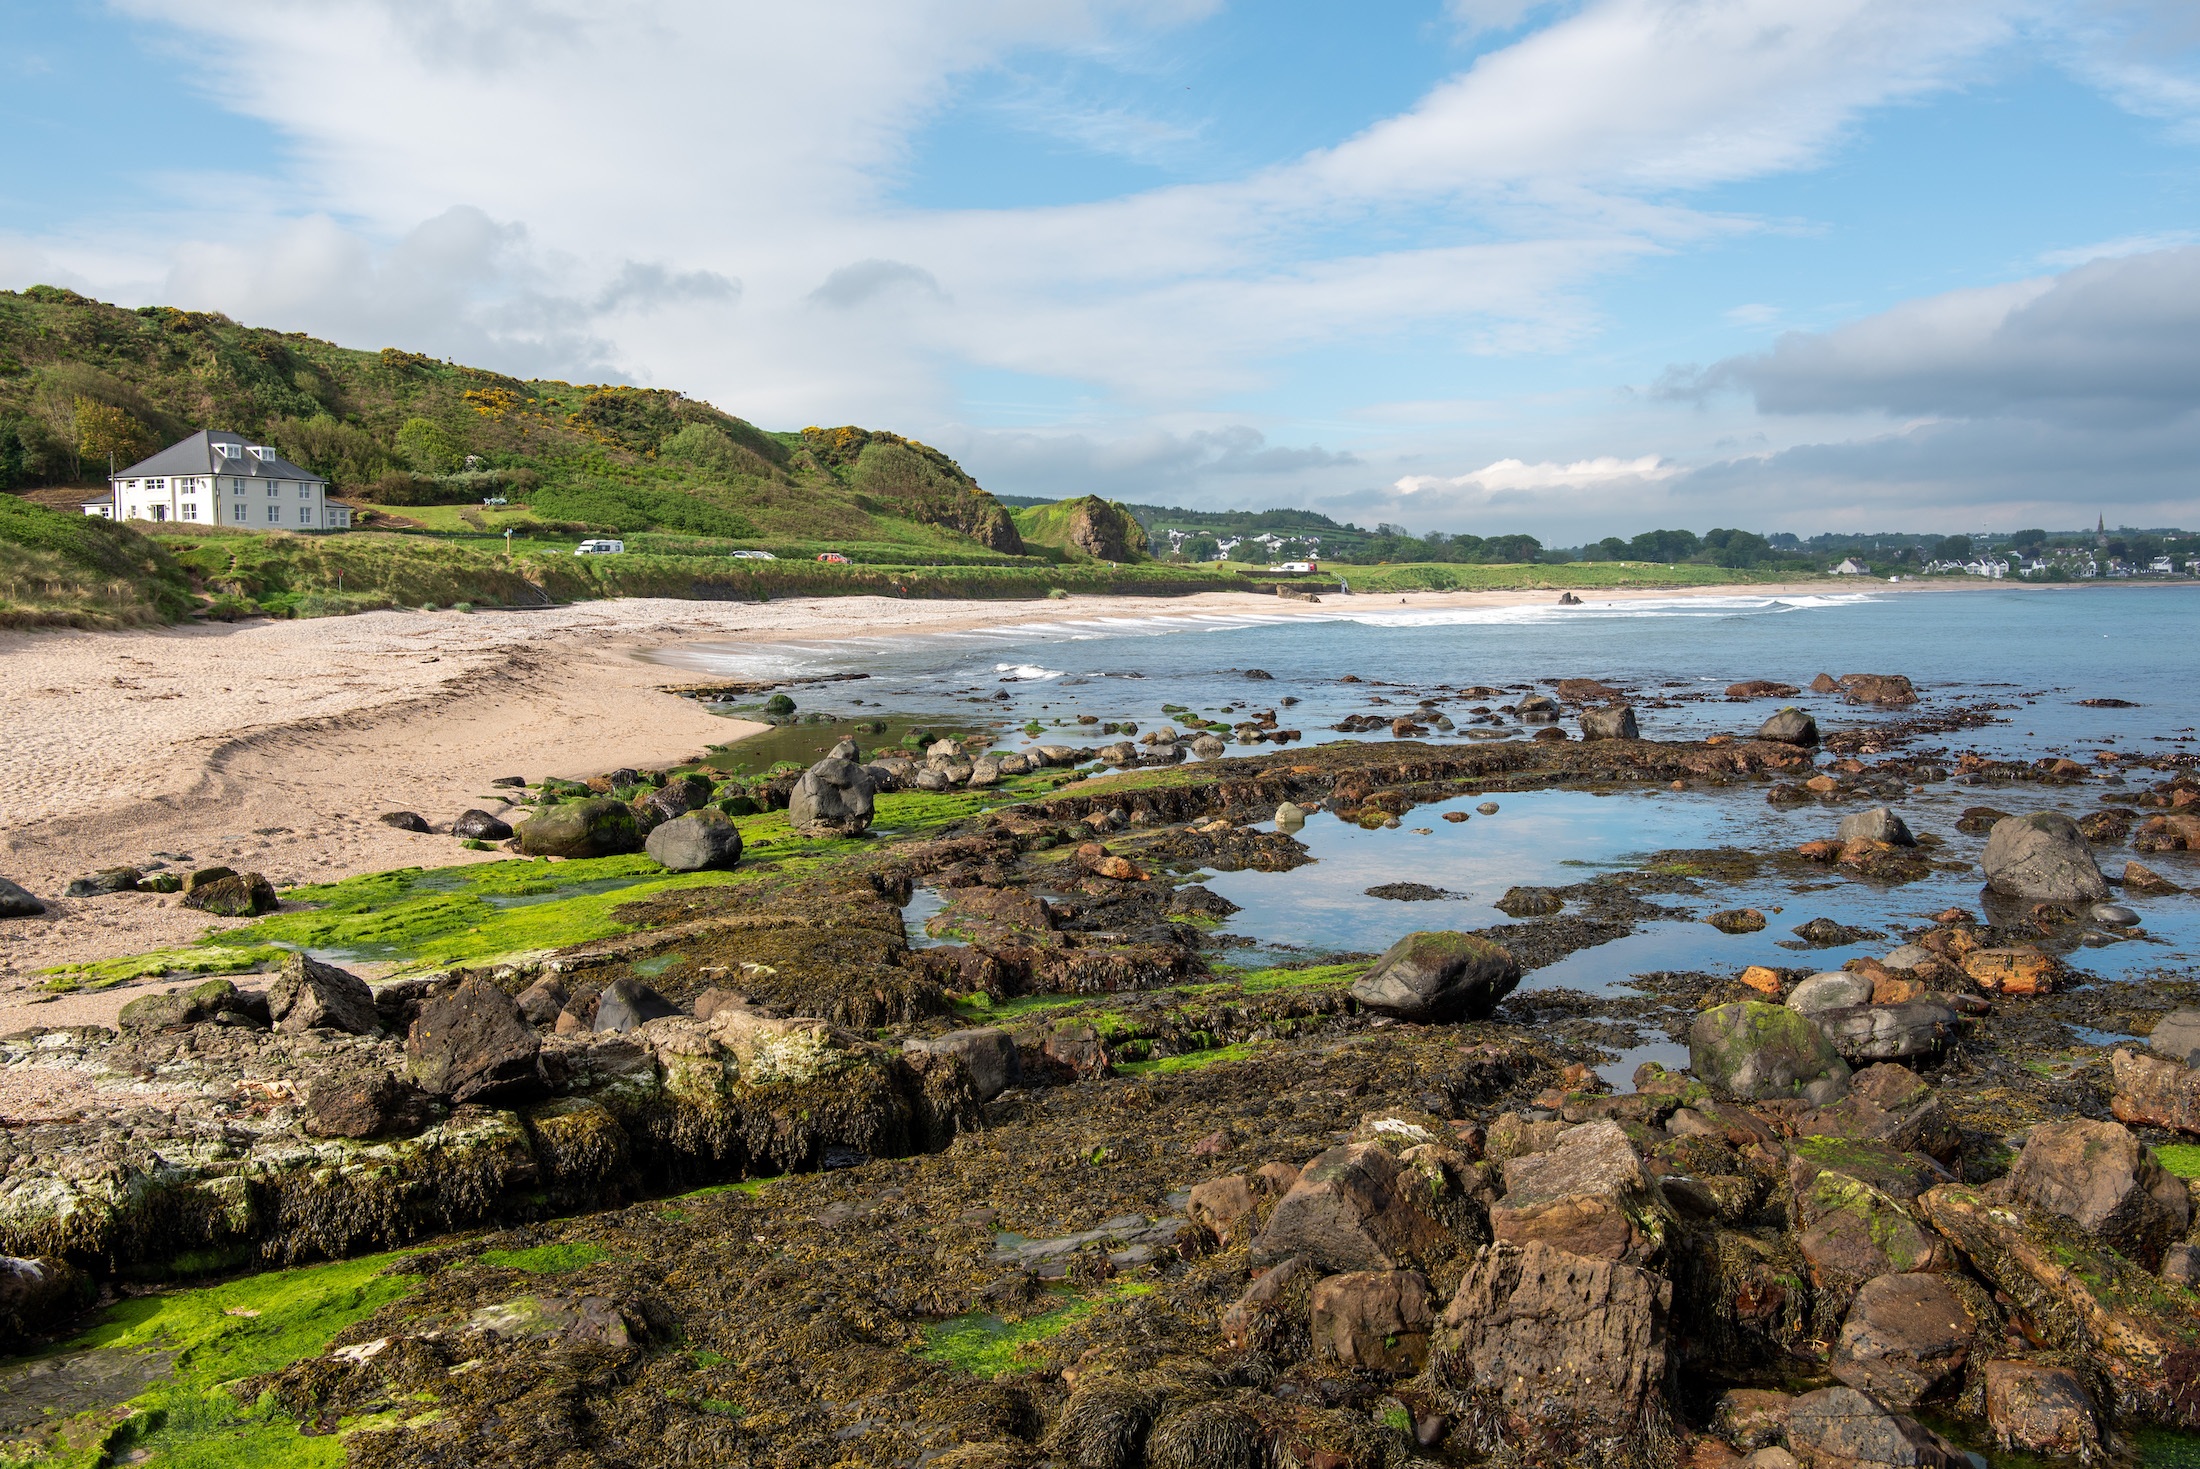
[{"left": 6, "top": 0, "right": 2200, "bottom": 538}]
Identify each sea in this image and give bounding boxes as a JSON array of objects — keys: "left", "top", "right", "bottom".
[{"left": 653, "top": 584, "right": 2200, "bottom": 1086}]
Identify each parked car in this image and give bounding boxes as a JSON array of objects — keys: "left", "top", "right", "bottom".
[
  {"left": 729, "top": 549, "right": 777, "bottom": 560},
  {"left": 574, "top": 538, "right": 625, "bottom": 556},
  {"left": 482, "top": 496, "right": 508, "bottom": 506},
  {"left": 816, "top": 552, "right": 850, "bottom": 564}
]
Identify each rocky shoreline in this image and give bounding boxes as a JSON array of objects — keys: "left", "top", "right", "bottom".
[{"left": 2, "top": 683, "right": 2199, "bottom": 1468}]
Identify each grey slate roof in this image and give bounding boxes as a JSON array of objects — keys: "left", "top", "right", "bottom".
[{"left": 113, "top": 430, "right": 325, "bottom": 485}]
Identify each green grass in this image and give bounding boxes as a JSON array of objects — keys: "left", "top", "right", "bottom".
[
  {"left": 1116, "top": 1042, "right": 1262, "bottom": 1076},
  {"left": 41, "top": 946, "right": 292, "bottom": 992},
  {"left": 0, "top": 496, "right": 195, "bottom": 629},
  {"left": 474, "top": 1242, "right": 609, "bottom": 1275},
  {"left": 15, "top": 1252, "right": 420, "bottom": 1468},
  {"left": 916, "top": 1282, "right": 1153, "bottom": 1380},
  {"left": 2157, "top": 1145, "right": 2200, "bottom": 1179}
]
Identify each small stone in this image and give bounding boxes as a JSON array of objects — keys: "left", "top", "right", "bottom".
[
  {"left": 1836, "top": 807, "right": 1915, "bottom": 847},
  {"left": 452, "top": 809, "right": 514, "bottom": 841},
  {"left": 1708, "top": 908, "right": 1767, "bottom": 934},
  {"left": 1274, "top": 801, "right": 1307, "bottom": 831},
  {"left": 1477, "top": 802, "right": 1499, "bottom": 814},
  {"left": 1738, "top": 965, "right": 1784, "bottom": 996},
  {"left": 2125, "top": 860, "right": 2184, "bottom": 895},
  {"left": 379, "top": 811, "right": 432, "bottom": 832},
  {"left": 2092, "top": 902, "right": 2140, "bottom": 927},
  {"left": 63, "top": 867, "right": 140, "bottom": 898}
]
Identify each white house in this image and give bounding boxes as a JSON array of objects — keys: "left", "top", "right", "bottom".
[
  {"left": 1832, "top": 557, "right": 1870, "bottom": 575},
  {"left": 89, "top": 430, "right": 349, "bottom": 531}
]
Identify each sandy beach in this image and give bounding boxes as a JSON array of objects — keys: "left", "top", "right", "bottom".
[{"left": 0, "top": 578, "right": 1886, "bottom": 1018}]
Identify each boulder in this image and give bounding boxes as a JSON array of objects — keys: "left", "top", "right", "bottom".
[
  {"left": 1251, "top": 1141, "right": 1446, "bottom": 1272},
  {"left": 179, "top": 872, "right": 277, "bottom": 917},
  {"left": 1309, "top": 1269, "right": 1434, "bottom": 1375},
  {"left": 1516, "top": 693, "right": 1559, "bottom": 721},
  {"left": 1033, "top": 744, "right": 1080, "bottom": 767},
  {"left": 2151, "top": 1010, "right": 2200, "bottom": 1068},
  {"left": 787, "top": 757, "right": 876, "bottom": 836},
  {"left": 592, "top": 978, "right": 680, "bottom": 1033},
  {"left": 1347, "top": 930, "right": 1521, "bottom": 1023},
  {"left": 379, "top": 811, "right": 432, "bottom": 832},
  {"left": 644, "top": 808, "right": 744, "bottom": 871},
  {"left": 966, "top": 757, "right": 1002, "bottom": 788},
  {"left": 1783, "top": 1387, "right": 1965, "bottom": 1468},
  {"left": 1961, "top": 947, "right": 2060, "bottom": 996},
  {"left": 1982, "top": 812, "right": 2109, "bottom": 902},
  {"left": 1580, "top": 704, "right": 1640, "bottom": 741},
  {"left": 1812, "top": 1001, "right": 1961, "bottom": 1065},
  {"left": 406, "top": 976, "right": 542, "bottom": 1102},
  {"left": 515, "top": 976, "right": 568, "bottom": 1026},
  {"left": 1274, "top": 800, "right": 1307, "bottom": 831},
  {"left": 518, "top": 797, "right": 643, "bottom": 858},
  {"left": 1984, "top": 1361, "right": 2100, "bottom": 1461},
  {"left": 1490, "top": 1118, "right": 1672, "bottom": 1266},
  {"left": 1729, "top": 680, "right": 1801, "bottom": 699},
  {"left": 1716, "top": 1389, "right": 1793, "bottom": 1450},
  {"left": 63, "top": 867, "right": 140, "bottom": 897},
  {"left": 2007, "top": 1117, "right": 2189, "bottom": 1267},
  {"left": 1787, "top": 971, "right": 1876, "bottom": 1016},
  {"left": 1836, "top": 808, "right": 1915, "bottom": 847},
  {"left": 1838, "top": 674, "right": 1918, "bottom": 707},
  {"left": 904, "top": 1027, "right": 1021, "bottom": 1102},
  {"left": 117, "top": 977, "right": 259, "bottom": 1030},
  {"left": 1709, "top": 908, "right": 1768, "bottom": 934},
  {"left": 0, "top": 1255, "right": 89, "bottom": 1352},
  {"left": 1690, "top": 1001, "right": 1851, "bottom": 1102},
  {"left": 1755, "top": 707, "right": 1820, "bottom": 745},
  {"left": 303, "top": 1070, "right": 429, "bottom": 1140},
  {"left": 1190, "top": 735, "right": 1226, "bottom": 759},
  {"left": 1792, "top": 1168, "right": 1952, "bottom": 1313},
  {"left": 267, "top": 952, "right": 380, "bottom": 1035},
  {"left": 2110, "top": 1048, "right": 2200, "bottom": 1135},
  {"left": 1432, "top": 1241, "right": 1671, "bottom": 1465},
  {"left": 641, "top": 774, "right": 715, "bottom": 823},
  {"left": 452, "top": 809, "right": 514, "bottom": 841},
  {"left": 1829, "top": 1273, "right": 1976, "bottom": 1406}
]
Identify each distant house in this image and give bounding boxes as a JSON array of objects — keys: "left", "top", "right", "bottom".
[
  {"left": 95, "top": 430, "right": 342, "bottom": 531},
  {"left": 2150, "top": 556, "right": 2176, "bottom": 575},
  {"left": 1831, "top": 557, "right": 1870, "bottom": 575}
]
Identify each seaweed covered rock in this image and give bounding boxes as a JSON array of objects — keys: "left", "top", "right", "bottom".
[
  {"left": 117, "top": 976, "right": 262, "bottom": 1030},
  {"left": 517, "top": 796, "right": 642, "bottom": 858},
  {"left": 1689, "top": 1001, "right": 1851, "bottom": 1102},
  {"left": 1981, "top": 811, "right": 2109, "bottom": 902},
  {"left": 0, "top": 876, "right": 46, "bottom": 917},
  {"left": 787, "top": 756, "right": 876, "bottom": 837},
  {"left": 63, "top": 867, "right": 139, "bottom": 897},
  {"left": 1837, "top": 807, "right": 1915, "bottom": 847},
  {"left": 302, "top": 1069, "right": 430, "bottom": 1140},
  {"left": 1838, "top": 674, "right": 1918, "bottom": 707},
  {"left": 1984, "top": 1361, "right": 2101, "bottom": 1460},
  {"left": 1347, "top": 930, "right": 1520, "bottom": 1022},
  {"left": 2007, "top": 1118, "right": 2189, "bottom": 1268},
  {"left": 1918, "top": 1183, "right": 2200, "bottom": 1426},
  {"left": 904, "top": 1027, "right": 1020, "bottom": 1101},
  {"left": 644, "top": 808, "right": 744, "bottom": 871},
  {"left": 2111, "top": 1047, "right": 2200, "bottom": 1135},
  {"left": 268, "top": 952, "right": 380, "bottom": 1035},
  {"left": 407, "top": 977, "right": 543, "bottom": 1102},
  {"left": 1251, "top": 1141, "right": 1446, "bottom": 1272},
  {"left": 1431, "top": 1240, "right": 1672, "bottom": 1466}
]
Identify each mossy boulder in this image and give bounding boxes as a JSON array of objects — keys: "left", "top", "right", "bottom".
[
  {"left": 517, "top": 796, "right": 643, "bottom": 858},
  {"left": 643, "top": 808, "right": 743, "bottom": 871},
  {"left": 1689, "top": 1000, "right": 1850, "bottom": 1102},
  {"left": 117, "top": 977, "right": 262, "bottom": 1031},
  {"left": 179, "top": 871, "right": 276, "bottom": 917},
  {"left": 1348, "top": 930, "right": 1520, "bottom": 1022}
]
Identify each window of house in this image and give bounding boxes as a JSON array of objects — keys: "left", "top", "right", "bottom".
[
  {"left": 266, "top": 504, "right": 279, "bottom": 523},
  {"left": 181, "top": 503, "right": 197, "bottom": 521},
  {"left": 267, "top": 482, "right": 279, "bottom": 496},
  {"left": 300, "top": 505, "right": 314, "bottom": 525},
  {"left": 233, "top": 500, "right": 246, "bottom": 522}
]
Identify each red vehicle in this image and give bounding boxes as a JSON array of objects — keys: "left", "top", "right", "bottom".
[{"left": 816, "top": 552, "right": 849, "bottom": 564}]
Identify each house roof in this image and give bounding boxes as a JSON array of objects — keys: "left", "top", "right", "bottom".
[{"left": 112, "top": 430, "right": 325, "bottom": 485}]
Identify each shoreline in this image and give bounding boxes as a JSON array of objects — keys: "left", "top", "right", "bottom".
[{"left": 0, "top": 576, "right": 2158, "bottom": 1008}]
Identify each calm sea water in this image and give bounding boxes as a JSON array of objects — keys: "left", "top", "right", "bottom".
[{"left": 658, "top": 584, "right": 2200, "bottom": 1087}]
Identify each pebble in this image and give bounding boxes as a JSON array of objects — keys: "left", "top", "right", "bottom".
[{"left": 2092, "top": 904, "right": 2140, "bottom": 927}]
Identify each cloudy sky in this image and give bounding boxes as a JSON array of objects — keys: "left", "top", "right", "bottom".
[{"left": 5, "top": 0, "right": 2199, "bottom": 538}]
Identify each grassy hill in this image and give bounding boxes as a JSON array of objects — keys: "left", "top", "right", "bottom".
[
  {"left": 0, "top": 286, "right": 1024, "bottom": 559},
  {"left": 1009, "top": 495, "right": 1150, "bottom": 562}
]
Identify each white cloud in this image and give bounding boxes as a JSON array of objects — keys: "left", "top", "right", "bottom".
[
  {"left": 1724, "top": 302, "right": 1780, "bottom": 325},
  {"left": 1397, "top": 454, "right": 1679, "bottom": 494}
]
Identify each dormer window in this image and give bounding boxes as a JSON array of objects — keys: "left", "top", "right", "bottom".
[{"left": 247, "top": 446, "right": 274, "bottom": 460}]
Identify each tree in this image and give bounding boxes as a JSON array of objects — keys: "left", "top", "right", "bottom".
[
  {"left": 74, "top": 396, "right": 157, "bottom": 474},
  {"left": 1182, "top": 533, "right": 1219, "bottom": 561},
  {"left": 1929, "top": 535, "right": 1971, "bottom": 563},
  {"left": 1595, "top": 536, "right": 1629, "bottom": 561},
  {"left": 395, "top": 417, "right": 465, "bottom": 475},
  {"left": 1629, "top": 528, "right": 1699, "bottom": 563},
  {"left": 0, "top": 420, "right": 23, "bottom": 490},
  {"left": 1477, "top": 533, "right": 1543, "bottom": 563},
  {"left": 1703, "top": 528, "right": 1771, "bottom": 567}
]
